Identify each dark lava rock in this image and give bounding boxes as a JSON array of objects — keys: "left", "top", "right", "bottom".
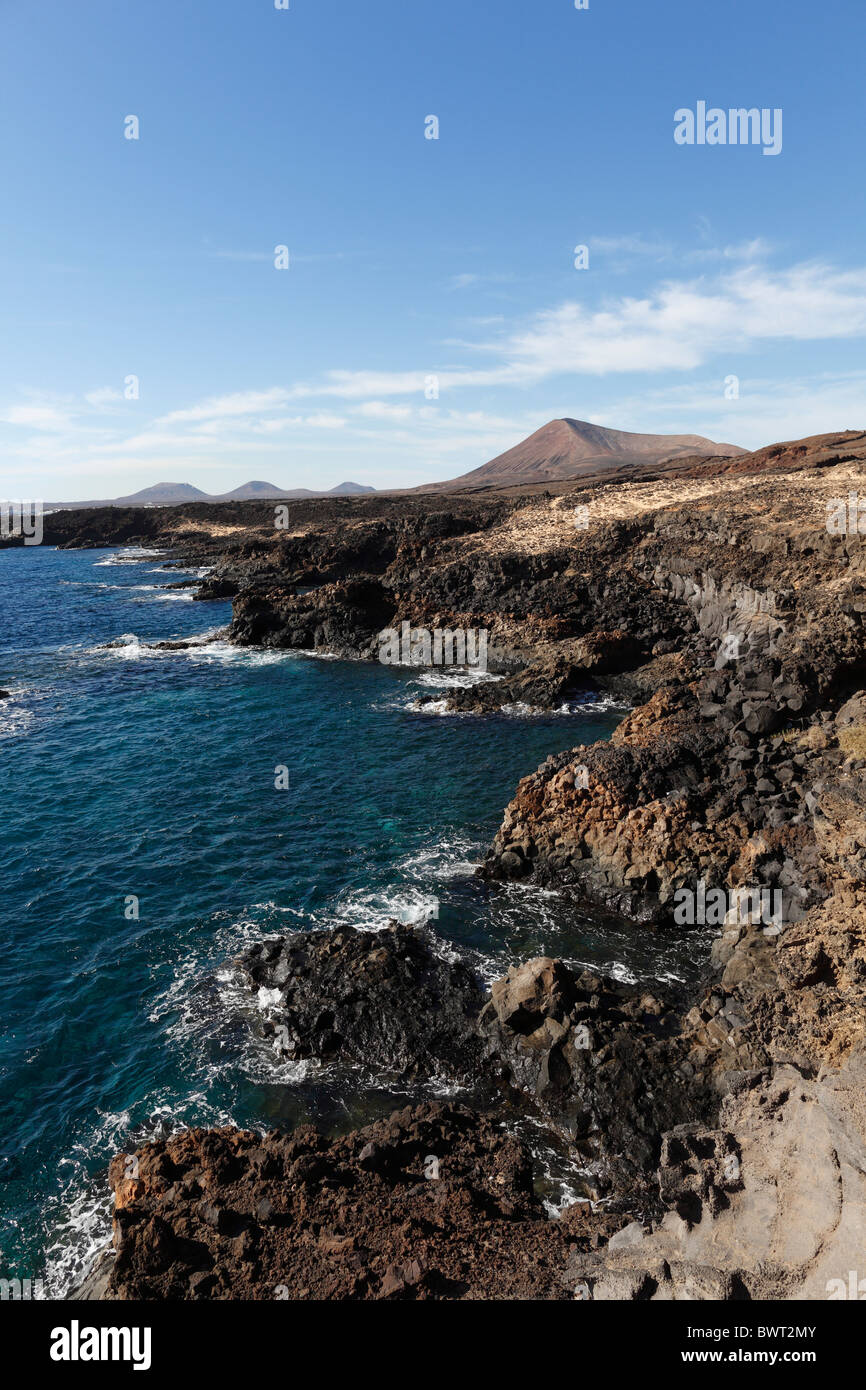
[
  {"left": 233, "top": 927, "right": 716, "bottom": 1201},
  {"left": 420, "top": 654, "right": 598, "bottom": 715},
  {"left": 478, "top": 957, "right": 714, "bottom": 1197},
  {"left": 229, "top": 577, "right": 394, "bottom": 655},
  {"left": 96, "top": 1103, "right": 614, "bottom": 1300},
  {"left": 234, "top": 923, "right": 485, "bottom": 1080},
  {"left": 195, "top": 576, "right": 240, "bottom": 600}
]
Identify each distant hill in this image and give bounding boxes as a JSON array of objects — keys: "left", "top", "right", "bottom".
[
  {"left": 46, "top": 479, "right": 377, "bottom": 508},
  {"left": 117, "top": 482, "right": 211, "bottom": 505},
  {"left": 217, "top": 480, "right": 290, "bottom": 500},
  {"left": 420, "top": 418, "right": 746, "bottom": 491},
  {"left": 212, "top": 480, "right": 375, "bottom": 501}
]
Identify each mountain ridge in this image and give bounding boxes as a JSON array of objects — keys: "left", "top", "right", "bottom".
[
  {"left": 45, "top": 480, "right": 376, "bottom": 509},
  {"left": 419, "top": 417, "right": 746, "bottom": 491}
]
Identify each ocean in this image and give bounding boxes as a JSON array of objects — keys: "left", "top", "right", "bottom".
[{"left": 0, "top": 545, "right": 690, "bottom": 1295}]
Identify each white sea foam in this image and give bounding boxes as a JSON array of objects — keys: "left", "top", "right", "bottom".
[
  {"left": 330, "top": 884, "right": 443, "bottom": 932},
  {"left": 407, "top": 696, "right": 451, "bottom": 715},
  {"left": 257, "top": 985, "right": 284, "bottom": 1009},
  {"left": 146, "top": 564, "right": 214, "bottom": 578},
  {"left": 93, "top": 547, "right": 166, "bottom": 567},
  {"left": 412, "top": 668, "right": 502, "bottom": 689},
  {"left": 397, "top": 832, "right": 481, "bottom": 880},
  {"left": 40, "top": 1088, "right": 241, "bottom": 1299},
  {"left": 381, "top": 683, "right": 631, "bottom": 719},
  {"left": 60, "top": 580, "right": 161, "bottom": 592},
  {"left": 505, "top": 1115, "right": 595, "bottom": 1218},
  {"left": 0, "top": 695, "right": 34, "bottom": 739},
  {"left": 89, "top": 629, "right": 246, "bottom": 662},
  {"left": 147, "top": 908, "right": 319, "bottom": 1089}
]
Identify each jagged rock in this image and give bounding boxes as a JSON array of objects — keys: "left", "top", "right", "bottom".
[
  {"left": 478, "top": 956, "right": 713, "bottom": 1194},
  {"left": 234, "top": 924, "right": 485, "bottom": 1080},
  {"left": 58, "top": 430, "right": 866, "bottom": 1301},
  {"left": 93, "top": 1104, "right": 608, "bottom": 1301},
  {"left": 194, "top": 576, "right": 240, "bottom": 600},
  {"left": 562, "top": 1046, "right": 866, "bottom": 1300}
]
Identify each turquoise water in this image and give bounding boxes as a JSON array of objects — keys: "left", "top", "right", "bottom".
[{"left": 0, "top": 545, "right": 679, "bottom": 1294}]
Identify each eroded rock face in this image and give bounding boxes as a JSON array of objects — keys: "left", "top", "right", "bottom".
[
  {"left": 479, "top": 957, "right": 713, "bottom": 1197},
  {"left": 234, "top": 924, "right": 485, "bottom": 1080},
  {"left": 229, "top": 577, "right": 395, "bottom": 657},
  {"left": 475, "top": 450, "right": 866, "bottom": 915},
  {"left": 484, "top": 663, "right": 866, "bottom": 925},
  {"left": 230, "top": 926, "right": 716, "bottom": 1198},
  {"left": 563, "top": 1047, "right": 866, "bottom": 1301},
  {"left": 62, "top": 433, "right": 866, "bottom": 1300},
  {"left": 99, "top": 1103, "right": 617, "bottom": 1301}
]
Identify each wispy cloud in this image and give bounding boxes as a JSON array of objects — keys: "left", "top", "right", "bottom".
[
  {"left": 286, "top": 259, "right": 866, "bottom": 397},
  {"left": 158, "top": 389, "right": 290, "bottom": 424},
  {"left": 210, "top": 249, "right": 274, "bottom": 262},
  {"left": 447, "top": 271, "right": 516, "bottom": 291},
  {"left": 355, "top": 400, "right": 413, "bottom": 421},
  {"left": 84, "top": 387, "right": 124, "bottom": 409},
  {"left": 3, "top": 253, "right": 865, "bottom": 493},
  {"left": 2, "top": 404, "right": 72, "bottom": 430},
  {"left": 590, "top": 234, "right": 773, "bottom": 267}
]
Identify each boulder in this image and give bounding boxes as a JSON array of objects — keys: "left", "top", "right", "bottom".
[{"left": 234, "top": 923, "right": 485, "bottom": 1080}]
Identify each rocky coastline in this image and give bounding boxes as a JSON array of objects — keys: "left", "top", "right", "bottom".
[{"left": 34, "top": 429, "right": 866, "bottom": 1300}]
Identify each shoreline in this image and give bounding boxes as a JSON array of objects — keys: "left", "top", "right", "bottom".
[{"left": 7, "top": 428, "right": 866, "bottom": 1300}]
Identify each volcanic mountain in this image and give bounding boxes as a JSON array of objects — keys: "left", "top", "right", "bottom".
[
  {"left": 423, "top": 418, "right": 746, "bottom": 490},
  {"left": 46, "top": 480, "right": 376, "bottom": 509},
  {"left": 217, "top": 480, "right": 375, "bottom": 500},
  {"left": 116, "top": 482, "right": 211, "bottom": 505}
]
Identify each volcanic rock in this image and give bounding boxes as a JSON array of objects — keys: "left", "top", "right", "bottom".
[
  {"left": 93, "top": 1103, "right": 621, "bottom": 1300},
  {"left": 233, "top": 924, "right": 485, "bottom": 1080}
]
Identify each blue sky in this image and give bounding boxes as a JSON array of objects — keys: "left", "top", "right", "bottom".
[{"left": 1, "top": 0, "right": 864, "bottom": 499}]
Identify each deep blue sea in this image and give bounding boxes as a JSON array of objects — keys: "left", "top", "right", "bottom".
[{"left": 0, "top": 545, "right": 692, "bottom": 1294}]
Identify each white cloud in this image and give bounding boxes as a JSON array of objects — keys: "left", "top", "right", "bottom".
[
  {"left": 282, "top": 260, "right": 866, "bottom": 400},
  {"left": 591, "top": 234, "right": 773, "bottom": 265},
  {"left": 210, "top": 249, "right": 273, "bottom": 262},
  {"left": 288, "top": 371, "right": 428, "bottom": 400},
  {"left": 158, "top": 389, "right": 289, "bottom": 424},
  {"left": 496, "top": 263, "right": 866, "bottom": 379},
  {"left": 599, "top": 369, "right": 866, "bottom": 451},
  {"left": 2, "top": 404, "right": 71, "bottom": 430},
  {"left": 4, "top": 254, "right": 866, "bottom": 495},
  {"left": 84, "top": 387, "right": 124, "bottom": 409},
  {"left": 592, "top": 234, "right": 673, "bottom": 258},
  {"left": 305, "top": 413, "right": 347, "bottom": 429},
  {"left": 356, "top": 401, "right": 413, "bottom": 420}
]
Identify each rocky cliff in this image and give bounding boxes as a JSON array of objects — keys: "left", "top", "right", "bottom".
[{"left": 64, "top": 429, "right": 866, "bottom": 1300}]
